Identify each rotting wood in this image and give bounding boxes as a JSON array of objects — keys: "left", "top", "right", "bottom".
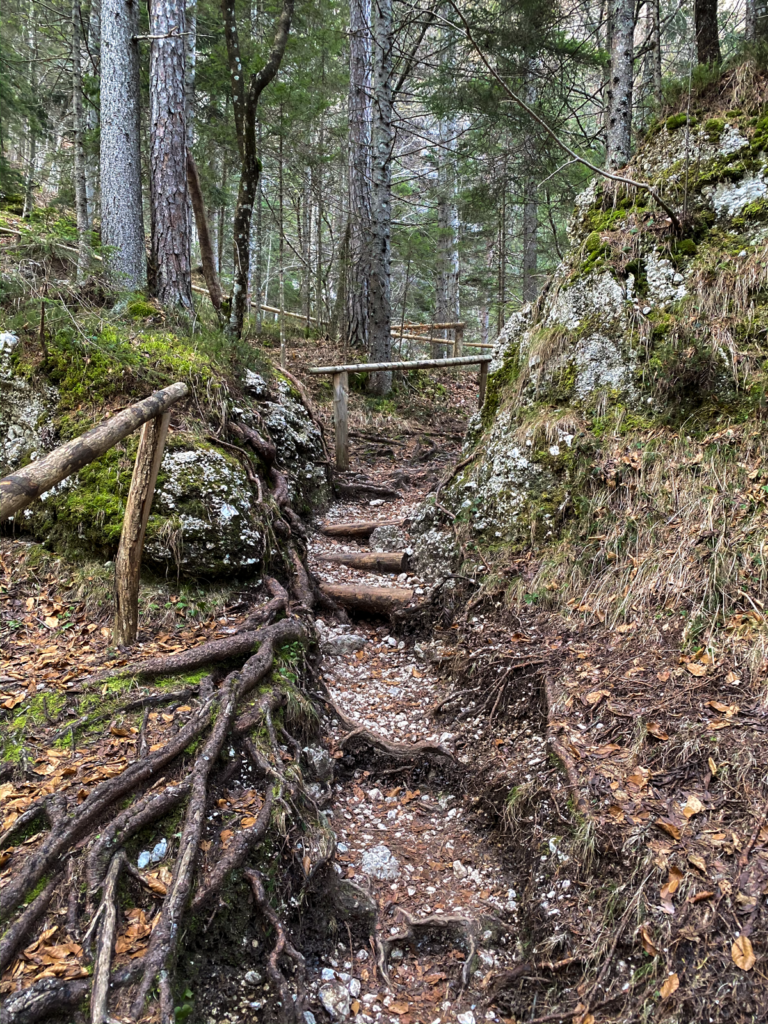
[
  {"left": 318, "top": 519, "right": 403, "bottom": 540},
  {"left": 317, "top": 550, "right": 407, "bottom": 573},
  {"left": 332, "top": 370, "right": 349, "bottom": 470},
  {"left": 113, "top": 412, "right": 171, "bottom": 646},
  {"left": 319, "top": 583, "right": 417, "bottom": 616},
  {"left": 0, "top": 382, "right": 187, "bottom": 523}
]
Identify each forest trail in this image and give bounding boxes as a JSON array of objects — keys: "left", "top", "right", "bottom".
[{"left": 302, "top": 414, "right": 518, "bottom": 1024}]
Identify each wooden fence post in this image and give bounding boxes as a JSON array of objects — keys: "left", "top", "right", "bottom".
[
  {"left": 113, "top": 412, "right": 171, "bottom": 646},
  {"left": 333, "top": 371, "right": 349, "bottom": 471},
  {"left": 478, "top": 361, "right": 489, "bottom": 409},
  {"left": 454, "top": 325, "right": 463, "bottom": 359}
]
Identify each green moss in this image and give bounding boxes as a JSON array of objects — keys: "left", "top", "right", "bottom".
[
  {"left": 673, "top": 238, "right": 698, "bottom": 257},
  {"left": 666, "top": 113, "right": 696, "bottom": 132},
  {"left": 704, "top": 117, "right": 725, "bottom": 142},
  {"left": 126, "top": 296, "right": 159, "bottom": 319},
  {"left": 481, "top": 347, "right": 521, "bottom": 430},
  {"left": 539, "top": 362, "right": 577, "bottom": 406},
  {"left": 584, "top": 231, "right": 603, "bottom": 254}
]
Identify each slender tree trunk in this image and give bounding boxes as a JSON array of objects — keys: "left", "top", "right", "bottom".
[
  {"left": 606, "top": 0, "right": 634, "bottom": 170},
  {"left": 72, "top": 0, "right": 91, "bottom": 282},
  {"left": 279, "top": 109, "right": 286, "bottom": 364},
  {"left": 22, "top": 7, "right": 38, "bottom": 220},
  {"left": 650, "top": 0, "right": 662, "bottom": 107},
  {"left": 187, "top": 153, "right": 223, "bottom": 310},
  {"left": 746, "top": 0, "right": 757, "bottom": 41},
  {"left": 521, "top": 66, "right": 537, "bottom": 304},
  {"left": 497, "top": 191, "right": 506, "bottom": 336},
  {"left": 101, "top": 0, "right": 146, "bottom": 289},
  {"left": 368, "top": 0, "right": 393, "bottom": 395},
  {"left": 695, "top": 0, "right": 721, "bottom": 64},
  {"left": 185, "top": 0, "right": 197, "bottom": 256},
  {"left": 435, "top": 8, "right": 459, "bottom": 355},
  {"left": 85, "top": 0, "right": 101, "bottom": 226},
  {"left": 345, "top": 0, "right": 372, "bottom": 351},
  {"left": 221, "top": 0, "right": 294, "bottom": 339},
  {"left": 255, "top": 118, "right": 263, "bottom": 329},
  {"left": 301, "top": 169, "right": 311, "bottom": 327},
  {"left": 756, "top": 0, "right": 768, "bottom": 41},
  {"left": 148, "top": 0, "right": 192, "bottom": 309}
]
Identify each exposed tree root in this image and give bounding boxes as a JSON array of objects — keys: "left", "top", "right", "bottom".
[
  {"left": 0, "top": 874, "right": 62, "bottom": 976},
  {"left": 89, "top": 852, "right": 125, "bottom": 1024},
  {"left": 323, "top": 695, "right": 455, "bottom": 762},
  {"left": 376, "top": 909, "right": 484, "bottom": 990},
  {"left": 244, "top": 869, "right": 308, "bottom": 1023},
  {"left": 544, "top": 673, "right": 589, "bottom": 816},
  {"left": 0, "top": 977, "right": 91, "bottom": 1024}
]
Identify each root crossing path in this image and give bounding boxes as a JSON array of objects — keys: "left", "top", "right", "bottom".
[{"left": 305, "top": 483, "right": 518, "bottom": 1024}]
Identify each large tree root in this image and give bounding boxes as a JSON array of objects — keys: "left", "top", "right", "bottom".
[
  {"left": 323, "top": 695, "right": 455, "bottom": 763},
  {"left": 375, "top": 909, "right": 487, "bottom": 990},
  {"left": 244, "top": 869, "right": 308, "bottom": 1024},
  {"left": 0, "top": 978, "right": 92, "bottom": 1024}
]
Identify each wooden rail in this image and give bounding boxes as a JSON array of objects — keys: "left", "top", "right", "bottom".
[
  {"left": 308, "top": 356, "right": 491, "bottom": 469},
  {"left": 0, "top": 382, "right": 188, "bottom": 646}
]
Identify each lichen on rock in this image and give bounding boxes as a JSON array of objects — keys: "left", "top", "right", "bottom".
[{"left": 0, "top": 333, "right": 58, "bottom": 474}]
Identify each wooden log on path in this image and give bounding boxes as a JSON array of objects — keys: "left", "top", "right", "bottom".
[
  {"left": 0, "top": 383, "right": 188, "bottom": 523},
  {"left": 319, "top": 520, "right": 403, "bottom": 540},
  {"left": 317, "top": 551, "right": 408, "bottom": 573},
  {"left": 113, "top": 412, "right": 171, "bottom": 646},
  {"left": 319, "top": 583, "right": 417, "bottom": 616}
]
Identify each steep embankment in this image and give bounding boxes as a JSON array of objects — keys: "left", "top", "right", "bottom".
[{"left": 405, "top": 76, "right": 768, "bottom": 1022}]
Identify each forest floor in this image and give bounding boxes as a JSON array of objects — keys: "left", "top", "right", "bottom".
[{"left": 3, "top": 327, "right": 768, "bottom": 1024}]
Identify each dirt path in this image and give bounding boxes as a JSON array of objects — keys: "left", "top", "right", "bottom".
[{"left": 303, "top": 477, "right": 518, "bottom": 1024}]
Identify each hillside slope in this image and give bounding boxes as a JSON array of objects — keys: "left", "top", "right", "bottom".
[{"left": 412, "top": 74, "right": 768, "bottom": 1023}]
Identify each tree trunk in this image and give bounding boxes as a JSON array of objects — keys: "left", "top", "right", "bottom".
[
  {"left": 222, "top": 0, "right": 294, "bottom": 339},
  {"left": 695, "top": 0, "right": 721, "bottom": 64},
  {"left": 148, "top": 0, "right": 192, "bottom": 309},
  {"left": 746, "top": 0, "right": 757, "bottom": 41},
  {"left": 187, "top": 153, "right": 223, "bottom": 310},
  {"left": 185, "top": 0, "right": 197, "bottom": 249},
  {"left": 72, "top": 0, "right": 91, "bottom": 283},
  {"left": 368, "top": 0, "right": 394, "bottom": 395},
  {"left": 101, "top": 0, "right": 146, "bottom": 290},
  {"left": 22, "top": 6, "right": 38, "bottom": 220},
  {"left": 606, "top": 0, "right": 634, "bottom": 170},
  {"left": 521, "top": 66, "right": 538, "bottom": 304},
  {"left": 345, "top": 0, "right": 372, "bottom": 352},
  {"left": 85, "top": 0, "right": 101, "bottom": 226}
]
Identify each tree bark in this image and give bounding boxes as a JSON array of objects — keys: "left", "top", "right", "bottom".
[
  {"left": 319, "top": 583, "right": 418, "bottom": 616},
  {"left": 345, "top": 0, "right": 372, "bottom": 352},
  {"left": 521, "top": 65, "right": 538, "bottom": 303},
  {"left": 101, "top": 0, "right": 145, "bottom": 290},
  {"left": 368, "top": 0, "right": 394, "bottom": 394},
  {"left": 187, "top": 153, "right": 223, "bottom": 310},
  {"left": 72, "top": 0, "right": 91, "bottom": 283},
  {"left": 319, "top": 519, "right": 402, "bottom": 540},
  {"left": 148, "top": 0, "right": 193, "bottom": 309},
  {"left": 113, "top": 413, "right": 170, "bottom": 646},
  {"left": 222, "top": 0, "right": 294, "bottom": 339},
  {"left": 85, "top": 0, "right": 101, "bottom": 226},
  {"left": 0, "top": 383, "right": 187, "bottom": 523},
  {"left": 317, "top": 551, "right": 408, "bottom": 573},
  {"left": 606, "top": 0, "right": 634, "bottom": 170},
  {"left": 694, "top": 0, "right": 721, "bottom": 63}
]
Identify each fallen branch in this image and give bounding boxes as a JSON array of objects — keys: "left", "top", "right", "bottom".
[{"left": 90, "top": 852, "right": 126, "bottom": 1024}]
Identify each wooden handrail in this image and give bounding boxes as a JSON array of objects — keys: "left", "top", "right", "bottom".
[
  {"left": 307, "top": 355, "right": 490, "bottom": 374},
  {"left": 0, "top": 382, "right": 188, "bottom": 523}
]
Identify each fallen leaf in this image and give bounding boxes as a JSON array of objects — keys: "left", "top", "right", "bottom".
[
  {"left": 110, "top": 725, "right": 131, "bottom": 738},
  {"left": 241, "top": 816, "right": 257, "bottom": 828},
  {"left": 639, "top": 924, "right": 659, "bottom": 956},
  {"left": 726, "top": 671, "right": 741, "bottom": 685},
  {"left": 585, "top": 689, "right": 611, "bottom": 705},
  {"left": 708, "top": 757, "right": 718, "bottom": 775},
  {"left": 302, "top": 855, "right": 311, "bottom": 875},
  {"left": 732, "top": 935, "right": 756, "bottom": 971},
  {"left": 657, "top": 820, "right": 681, "bottom": 841},
  {"left": 683, "top": 795, "right": 705, "bottom": 819},
  {"left": 708, "top": 700, "right": 730, "bottom": 713},
  {"left": 647, "top": 722, "right": 669, "bottom": 741},
  {"left": 686, "top": 662, "right": 707, "bottom": 677},
  {"left": 43, "top": 616, "right": 58, "bottom": 629},
  {"left": 688, "top": 890, "right": 715, "bottom": 904},
  {"left": 389, "top": 1001, "right": 410, "bottom": 1015},
  {"left": 660, "top": 973, "right": 679, "bottom": 999},
  {"left": 688, "top": 853, "right": 707, "bottom": 873},
  {"left": 657, "top": 669, "right": 671, "bottom": 682},
  {"left": 351, "top": 1001, "right": 360, "bottom": 1015},
  {"left": 661, "top": 865, "right": 684, "bottom": 897}
]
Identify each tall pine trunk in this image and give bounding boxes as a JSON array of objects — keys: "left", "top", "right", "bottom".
[
  {"left": 368, "top": 0, "right": 393, "bottom": 395},
  {"left": 345, "top": 0, "right": 372, "bottom": 351},
  {"left": 149, "top": 0, "right": 192, "bottom": 308},
  {"left": 521, "top": 67, "right": 538, "bottom": 303},
  {"left": 85, "top": 0, "right": 101, "bottom": 226},
  {"left": 72, "top": 0, "right": 90, "bottom": 282},
  {"left": 695, "top": 0, "right": 721, "bottom": 64},
  {"left": 606, "top": 0, "right": 634, "bottom": 170},
  {"left": 101, "top": 0, "right": 145, "bottom": 289}
]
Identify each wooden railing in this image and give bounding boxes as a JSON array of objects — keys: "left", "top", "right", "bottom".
[
  {"left": 308, "top": 355, "right": 491, "bottom": 470},
  {"left": 0, "top": 383, "right": 188, "bottom": 646}
]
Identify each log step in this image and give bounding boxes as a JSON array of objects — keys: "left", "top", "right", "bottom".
[
  {"left": 318, "top": 520, "right": 402, "bottom": 540},
  {"left": 317, "top": 551, "right": 408, "bottom": 574},
  {"left": 319, "top": 583, "right": 417, "bottom": 616}
]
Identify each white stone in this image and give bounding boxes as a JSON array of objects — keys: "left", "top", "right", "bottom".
[
  {"left": 318, "top": 980, "right": 350, "bottom": 1020},
  {"left": 360, "top": 844, "right": 400, "bottom": 880}
]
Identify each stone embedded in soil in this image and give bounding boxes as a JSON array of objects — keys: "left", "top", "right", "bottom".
[
  {"left": 318, "top": 979, "right": 351, "bottom": 1020},
  {"left": 321, "top": 633, "right": 367, "bottom": 656},
  {"left": 360, "top": 844, "right": 400, "bottom": 880},
  {"left": 302, "top": 745, "right": 335, "bottom": 782},
  {"left": 368, "top": 524, "right": 406, "bottom": 551}
]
